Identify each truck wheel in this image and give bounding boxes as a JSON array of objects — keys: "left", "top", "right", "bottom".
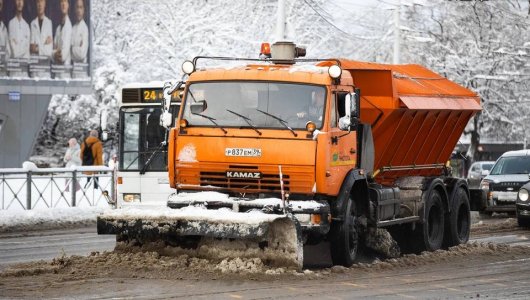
[
  {"left": 330, "top": 199, "right": 358, "bottom": 267},
  {"left": 415, "top": 190, "right": 444, "bottom": 252},
  {"left": 444, "top": 188, "right": 470, "bottom": 247}
]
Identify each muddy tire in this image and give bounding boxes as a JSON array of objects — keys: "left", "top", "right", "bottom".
[
  {"left": 330, "top": 199, "right": 358, "bottom": 267},
  {"left": 413, "top": 189, "right": 444, "bottom": 252},
  {"left": 517, "top": 213, "right": 530, "bottom": 228},
  {"left": 444, "top": 188, "right": 470, "bottom": 247}
]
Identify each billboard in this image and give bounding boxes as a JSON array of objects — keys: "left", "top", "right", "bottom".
[{"left": 0, "top": 0, "right": 90, "bottom": 80}]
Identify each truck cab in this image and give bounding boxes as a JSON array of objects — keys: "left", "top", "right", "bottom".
[{"left": 169, "top": 64, "right": 358, "bottom": 199}]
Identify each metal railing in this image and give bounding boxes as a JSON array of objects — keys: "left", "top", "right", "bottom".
[{"left": 0, "top": 165, "right": 115, "bottom": 210}]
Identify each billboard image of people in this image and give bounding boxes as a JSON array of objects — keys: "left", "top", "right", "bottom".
[{"left": 0, "top": 0, "right": 90, "bottom": 79}]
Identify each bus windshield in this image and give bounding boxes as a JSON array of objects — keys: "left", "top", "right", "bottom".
[
  {"left": 181, "top": 82, "right": 326, "bottom": 130},
  {"left": 119, "top": 106, "right": 175, "bottom": 171}
]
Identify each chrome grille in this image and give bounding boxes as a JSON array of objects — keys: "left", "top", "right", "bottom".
[{"left": 491, "top": 182, "right": 525, "bottom": 192}]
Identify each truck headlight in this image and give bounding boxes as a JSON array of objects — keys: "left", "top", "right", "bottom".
[
  {"left": 328, "top": 65, "right": 342, "bottom": 79},
  {"left": 182, "top": 60, "right": 195, "bottom": 75},
  {"left": 123, "top": 193, "right": 141, "bottom": 203},
  {"left": 519, "top": 189, "right": 529, "bottom": 202}
]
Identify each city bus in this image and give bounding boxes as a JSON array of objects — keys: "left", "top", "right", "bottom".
[{"left": 116, "top": 82, "right": 181, "bottom": 207}]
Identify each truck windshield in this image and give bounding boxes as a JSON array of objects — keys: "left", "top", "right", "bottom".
[
  {"left": 119, "top": 106, "right": 177, "bottom": 171},
  {"left": 489, "top": 156, "right": 530, "bottom": 175},
  {"left": 182, "top": 82, "right": 326, "bottom": 130}
]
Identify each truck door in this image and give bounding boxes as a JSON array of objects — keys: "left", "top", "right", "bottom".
[{"left": 327, "top": 91, "right": 357, "bottom": 193}]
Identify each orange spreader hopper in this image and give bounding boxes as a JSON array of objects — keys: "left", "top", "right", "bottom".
[{"left": 339, "top": 60, "right": 480, "bottom": 184}]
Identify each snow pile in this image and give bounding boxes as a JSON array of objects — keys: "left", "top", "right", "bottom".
[
  {"left": 2, "top": 241, "right": 529, "bottom": 280},
  {"left": 0, "top": 207, "right": 105, "bottom": 233},
  {"left": 168, "top": 191, "right": 327, "bottom": 211},
  {"left": 471, "top": 218, "right": 517, "bottom": 234},
  {"left": 101, "top": 205, "right": 283, "bottom": 225},
  {"left": 352, "top": 242, "right": 528, "bottom": 272},
  {"left": 364, "top": 228, "right": 401, "bottom": 258},
  {"left": 215, "top": 257, "right": 265, "bottom": 274},
  {"left": 113, "top": 216, "right": 302, "bottom": 269}
]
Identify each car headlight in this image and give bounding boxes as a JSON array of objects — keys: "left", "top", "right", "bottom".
[
  {"left": 519, "top": 189, "right": 529, "bottom": 202},
  {"left": 123, "top": 193, "right": 141, "bottom": 203},
  {"left": 480, "top": 180, "right": 490, "bottom": 191}
]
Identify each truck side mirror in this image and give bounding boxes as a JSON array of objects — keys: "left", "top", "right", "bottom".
[
  {"left": 351, "top": 89, "right": 360, "bottom": 119},
  {"left": 161, "top": 81, "right": 184, "bottom": 129},
  {"left": 339, "top": 91, "right": 360, "bottom": 131},
  {"left": 160, "top": 111, "right": 173, "bottom": 128}
]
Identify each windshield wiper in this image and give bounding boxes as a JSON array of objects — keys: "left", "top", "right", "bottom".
[
  {"left": 192, "top": 113, "right": 228, "bottom": 134},
  {"left": 140, "top": 141, "right": 167, "bottom": 175},
  {"left": 226, "top": 109, "right": 262, "bottom": 135},
  {"left": 255, "top": 109, "right": 297, "bottom": 137}
]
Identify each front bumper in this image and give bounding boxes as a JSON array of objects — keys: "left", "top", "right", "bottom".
[
  {"left": 516, "top": 202, "right": 530, "bottom": 218},
  {"left": 484, "top": 191, "right": 517, "bottom": 212}
]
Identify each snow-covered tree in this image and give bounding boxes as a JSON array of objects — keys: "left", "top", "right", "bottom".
[
  {"left": 33, "top": 0, "right": 529, "bottom": 168},
  {"left": 400, "top": 0, "right": 530, "bottom": 166}
]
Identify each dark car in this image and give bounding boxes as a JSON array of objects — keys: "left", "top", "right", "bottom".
[
  {"left": 480, "top": 150, "right": 530, "bottom": 214},
  {"left": 516, "top": 181, "right": 530, "bottom": 227}
]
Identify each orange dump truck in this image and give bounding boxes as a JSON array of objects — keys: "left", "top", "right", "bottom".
[{"left": 98, "top": 42, "right": 481, "bottom": 269}]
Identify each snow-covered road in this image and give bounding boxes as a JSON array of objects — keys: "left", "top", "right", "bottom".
[{"left": 0, "top": 227, "right": 114, "bottom": 271}]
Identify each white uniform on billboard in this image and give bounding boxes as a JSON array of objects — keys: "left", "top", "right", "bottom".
[
  {"left": 53, "top": 16, "right": 71, "bottom": 65},
  {"left": 0, "top": 21, "right": 10, "bottom": 58},
  {"left": 71, "top": 19, "right": 88, "bottom": 63},
  {"left": 8, "top": 16, "right": 30, "bottom": 59},
  {"left": 30, "top": 16, "right": 53, "bottom": 58}
]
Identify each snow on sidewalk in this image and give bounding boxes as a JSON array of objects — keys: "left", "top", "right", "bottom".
[{"left": 0, "top": 207, "right": 106, "bottom": 233}]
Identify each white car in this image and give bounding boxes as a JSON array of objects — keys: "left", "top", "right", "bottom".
[
  {"left": 480, "top": 150, "right": 530, "bottom": 213},
  {"left": 467, "top": 161, "right": 495, "bottom": 189}
]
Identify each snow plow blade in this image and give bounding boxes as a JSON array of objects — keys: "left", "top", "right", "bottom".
[{"left": 97, "top": 207, "right": 304, "bottom": 270}]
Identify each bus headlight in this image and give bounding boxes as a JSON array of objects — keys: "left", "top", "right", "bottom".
[
  {"left": 123, "top": 193, "right": 141, "bottom": 203},
  {"left": 519, "top": 189, "right": 529, "bottom": 202}
]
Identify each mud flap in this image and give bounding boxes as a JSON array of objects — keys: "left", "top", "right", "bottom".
[{"left": 97, "top": 213, "right": 304, "bottom": 270}]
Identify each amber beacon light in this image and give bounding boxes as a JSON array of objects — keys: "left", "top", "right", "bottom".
[{"left": 260, "top": 43, "right": 271, "bottom": 57}]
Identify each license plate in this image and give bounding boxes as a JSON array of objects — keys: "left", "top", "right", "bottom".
[
  {"left": 225, "top": 148, "right": 262, "bottom": 157},
  {"left": 495, "top": 191, "right": 517, "bottom": 202}
]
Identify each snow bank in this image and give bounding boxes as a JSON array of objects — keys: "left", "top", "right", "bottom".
[{"left": 0, "top": 207, "right": 105, "bottom": 233}]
